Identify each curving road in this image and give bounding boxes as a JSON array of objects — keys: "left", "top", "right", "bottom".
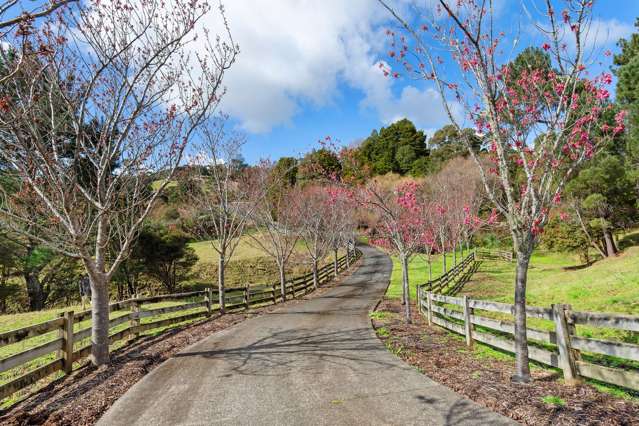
[{"left": 98, "top": 246, "right": 514, "bottom": 425}]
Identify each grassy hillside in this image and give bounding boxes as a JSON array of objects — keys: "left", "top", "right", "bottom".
[
  {"left": 460, "top": 247, "right": 639, "bottom": 315},
  {"left": 388, "top": 232, "right": 639, "bottom": 316},
  {"left": 386, "top": 231, "right": 639, "bottom": 345}
]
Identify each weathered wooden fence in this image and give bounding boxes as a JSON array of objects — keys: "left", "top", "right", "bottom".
[
  {"left": 417, "top": 290, "right": 639, "bottom": 391},
  {"left": 475, "top": 248, "right": 513, "bottom": 262},
  {"left": 0, "top": 248, "right": 362, "bottom": 402},
  {"left": 417, "top": 252, "right": 478, "bottom": 297}
]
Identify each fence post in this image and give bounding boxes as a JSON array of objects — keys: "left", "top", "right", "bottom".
[
  {"left": 205, "top": 288, "right": 212, "bottom": 317},
  {"left": 426, "top": 291, "right": 433, "bottom": 326},
  {"left": 244, "top": 286, "right": 250, "bottom": 310},
  {"left": 552, "top": 303, "right": 580, "bottom": 385},
  {"left": 272, "top": 283, "right": 277, "bottom": 304},
  {"left": 463, "top": 296, "right": 473, "bottom": 347},
  {"left": 62, "top": 311, "right": 74, "bottom": 374},
  {"left": 131, "top": 300, "right": 140, "bottom": 339}
]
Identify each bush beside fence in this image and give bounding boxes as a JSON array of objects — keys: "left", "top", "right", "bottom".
[{"left": 0, "top": 248, "right": 362, "bottom": 403}]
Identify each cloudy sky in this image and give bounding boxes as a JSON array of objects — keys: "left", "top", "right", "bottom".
[{"left": 208, "top": 0, "right": 639, "bottom": 163}]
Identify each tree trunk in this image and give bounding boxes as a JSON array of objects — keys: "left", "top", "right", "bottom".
[
  {"left": 442, "top": 250, "right": 447, "bottom": 274},
  {"left": 218, "top": 254, "right": 225, "bottom": 313},
  {"left": 279, "top": 263, "right": 286, "bottom": 301},
  {"left": 345, "top": 246, "right": 350, "bottom": 268},
  {"left": 603, "top": 228, "right": 617, "bottom": 257},
  {"left": 312, "top": 258, "right": 319, "bottom": 289},
  {"left": 90, "top": 274, "right": 110, "bottom": 366},
  {"left": 25, "top": 271, "right": 44, "bottom": 311},
  {"left": 428, "top": 256, "right": 432, "bottom": 281},
  {"left": 401, "top": 253, "right": 411, "bottom": 323},
  {"left": 453, "top": 242, "right": 457, "bottom": 266},
  {"left": 333, "top": 248, "right": 338, "bottom": 276},
  {"left": 512, "top": 248, "right": 532, "bottom": 383}
]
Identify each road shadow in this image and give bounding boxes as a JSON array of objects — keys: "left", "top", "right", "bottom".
[{"left": 174, "top": 326, "right": 400, "bottom": 377}]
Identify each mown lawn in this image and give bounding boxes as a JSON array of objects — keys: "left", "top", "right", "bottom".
[
  {"left": 386, "top": 236, "right": 639, "bottom": 399},
  {"left": 387, "top": 249, "right": 467, "bottom": 300},
  {"left": 189, "top": 236, "right": 268, "bottom": 263},
  {"left": 460, "top": 246, "right": 639, "bottom": 316},
  {"left": 387, "top": 232, "right": 639, "bottom": 342}
]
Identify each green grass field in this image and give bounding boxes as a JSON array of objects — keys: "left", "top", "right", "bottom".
[
  {"left": 388, "top": 231, "right": 639, "bottom": 317},
  {"left": 385, "top": 235, "right": 639, "bottom": 399},
  {"left": 0, "top": 297, "right": 207, "bottom": 407},
  {"left": 387, "top": 251, "right": 461, "bottom": 300},
  {"left": 189, "top": 237, "right": 268, "bottom": 262},
  {"left": 387, "top": 231, "right": 639, "bottom": 343}
]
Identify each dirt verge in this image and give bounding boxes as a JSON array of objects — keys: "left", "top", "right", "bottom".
[{"left": 372, "top": 298, "right": 639, "bottom": 426}]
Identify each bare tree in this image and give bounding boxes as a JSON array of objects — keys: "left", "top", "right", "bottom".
[
  {"left": 296, "top": 185, "right": 333, "bottom": 289},
  {"left": 0, "top": 0, "right": 237, "bottom": 365},
  {"left": 187, "top": 116, "right": 257, "bottom": 312},
  {"left": 325, "top": 185, "right": 356, "bottom": 277},
  {"left": 379, "top": 0, "right": 624, "bottom": 381},
  {"left": 0, "top": 0, "right": 76, "bottom": 30},
  {"left": 0, "top": 1, "right": 78, "bottom": 85},
  {"left": 248, "top": 164, "right": 301, "bottom": 301}
]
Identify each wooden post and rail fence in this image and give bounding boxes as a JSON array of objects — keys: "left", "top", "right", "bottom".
[
  {"left": 417, "top": 281, "right": 639, "bottom": 392},
  {"left": 0, "top": 248, "right": 362, "bottom": 403}
]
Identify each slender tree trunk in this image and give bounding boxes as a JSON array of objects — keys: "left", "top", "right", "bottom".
[
  {"left": 461, "top": 241, "right": 464, "bottom": 259},
  {"left": 24, "top": 271, "right": 44, "bottom": 311},
  {"left": 442, "top": 250, "right": 447, "bottom": 274},
  {"left": 512, "top": 248, "right": 532, "bottom": 383},
  {"left": 345, "top": 245, "right": 350, "bottom": 268},
  {"left": 312, "top": 258, "right": 319, "bottom": 289},
  {"left": 401, "top": 253, "right": 411, "bottom": 323},
  {"left": 90, "top": 274, "right": 110, "bottom": 366},
  {"left": 218, "top": 254, "right": 225, "bottom": 313},
  {"left": 453, "top": 242, "right": 457, "bottom": 266},
  {"left": 279, "top": 262, "right": 286, "bottom": 301},
  {"left": 333, "top": 248, "right": 338, "bottom": 276},
  {"left": 603, "top": 228, "right": 617, "bottom": 257},
  {"left": 428, "top": 255, "right": 432, "bottom": 281}
]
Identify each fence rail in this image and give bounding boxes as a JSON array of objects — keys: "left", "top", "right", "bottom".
[
  {"left": 418, "top": 251, "right": 477, "bottom": 298},
  {"left": 418, "top": 289, "right": 639, "bottom": 392},
  {"left": 475, "top": 249, "right": 513, "bottom": 262},
  {"left": 0, "top": 248, "right": 362, "bottom": 402}
]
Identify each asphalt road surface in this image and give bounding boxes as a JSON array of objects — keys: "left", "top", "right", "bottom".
[{"left": 98, "top": 246, "right": 514, "bottom": 425}]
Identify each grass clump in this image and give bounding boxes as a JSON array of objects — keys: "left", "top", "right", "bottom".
[{"left": 541, "top": 395, "right": 566, "bottom": 407}]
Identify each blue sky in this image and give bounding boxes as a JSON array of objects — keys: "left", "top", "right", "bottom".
[{"left": 212, "top": 0, "right": 639, "bottom": 164}]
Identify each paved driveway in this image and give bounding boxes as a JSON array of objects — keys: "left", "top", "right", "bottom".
[{"left": 98, "top": 246, "right": 514, "bottom": 425}]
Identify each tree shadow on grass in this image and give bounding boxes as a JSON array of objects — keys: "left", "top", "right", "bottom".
[{"left": 618, "top": 230, "right": 639, "bottom": 251}]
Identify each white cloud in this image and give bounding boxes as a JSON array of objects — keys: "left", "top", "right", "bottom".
[
  {"left": 582, "top": 18, "right": 634, "bottom": 51},
  {"left": 197, "top": 0, "right": 454, "bottom": 134}
]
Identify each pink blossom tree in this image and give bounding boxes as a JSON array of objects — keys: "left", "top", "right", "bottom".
[
  {"left": 379, "top": 0, "right": 625, "bottom": 381},
  {"left": 0, "top": 0, "right": 237, "bottom": 365},
  {"left": 363, "top": 179, "right": 426, "bottom": 322}
]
